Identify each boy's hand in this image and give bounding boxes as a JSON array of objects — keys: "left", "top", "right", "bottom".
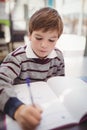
[{"left": 14, "top": 104, "right": 43, "bottom": 130}]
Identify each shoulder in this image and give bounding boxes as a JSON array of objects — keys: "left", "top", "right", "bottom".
[
  {"left": 54, "top": 47, "right": 64, "bottom": 59},
  {"left": 3, "top": 45, "right": 27, "bottom": 64},
  {"left": 11, "top": 45, "right": 26, "bottom": 56}
]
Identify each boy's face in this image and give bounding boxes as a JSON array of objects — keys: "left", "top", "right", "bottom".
[{"left": 29, "top": 30, "right": 58, "bottom": 59}]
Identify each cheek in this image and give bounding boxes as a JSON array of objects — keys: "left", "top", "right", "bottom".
[
  {"left": 31, "top": 40, "right": 39, "bottom": 49},
  {"left": 49, "top": 43, "right": 56, "bottom": 49},
  {"left": 49, "top": 44, "right": 56, "bottom": 52}
]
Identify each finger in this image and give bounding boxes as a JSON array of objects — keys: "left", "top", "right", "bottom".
[
  {"left": 34, "top": 104, "right": 43, "bottom": 113},
  {"left": 21, "top": 118, "right": 36, "bottom": 130},
  {"left": 22, "top": 125, "right": 35, "bottom": 130},
  {"left": 20, "top": 110, "right": 41, "bottom": 129},
  {"left": 28, "top": 107, "right": 42, "bottom": 121}
]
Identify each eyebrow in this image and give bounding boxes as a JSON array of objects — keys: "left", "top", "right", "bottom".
[
  {"left": 35, "top": 34, "right": 42, "bottom": 37},
  {"left": 35, "top": 34, "right": 58, "bottom": 39}
]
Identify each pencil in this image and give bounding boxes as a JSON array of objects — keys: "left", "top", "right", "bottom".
[{"left": 26, "top": 78, "right": 34, "bottom": 105}]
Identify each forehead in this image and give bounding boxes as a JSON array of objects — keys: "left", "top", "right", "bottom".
[{"left": 32, "top": 30, "right": 58, "bottom": 37}]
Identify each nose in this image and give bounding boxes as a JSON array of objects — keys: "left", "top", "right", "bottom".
[{"left": 41, "top": 40, "right": 48, "bottom": 48}]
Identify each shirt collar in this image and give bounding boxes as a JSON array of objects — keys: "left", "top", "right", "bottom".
[{"left": 25, "top": 41, "right": 57, "bottom": 58}]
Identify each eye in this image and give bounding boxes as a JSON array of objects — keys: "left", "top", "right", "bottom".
[
  {"left": 35, "top": 37, "right": 42, "bottom": 40},
  {"left": 49, "top": 39, "right": 55, "bottom": 42}
]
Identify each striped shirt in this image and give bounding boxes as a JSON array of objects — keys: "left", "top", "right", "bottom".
[{"left": 0, "top": 44, "right": 65, "bottom": 118}]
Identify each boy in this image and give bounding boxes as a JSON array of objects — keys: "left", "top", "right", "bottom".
[{"left": 0, "top": 7, "right": 65, "bottom": 130}]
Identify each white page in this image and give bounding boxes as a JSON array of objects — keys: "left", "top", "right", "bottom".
[
  {"left": 30, "top": 82, "right": 58, "bottom": 109},
  {"left": 47, "top": 76, "right": 87, "bottom": 122},
  {"left": 62, "top": 87, "right": 87, "bottom": 122},
  {"left": 13, "top": 84, "right": 31, "bottom": 104},
  {"left": 6, "top": 116, "right": 22, "bottom": 130},
  {"left": 35, "top": 100, "right": 77, "bottom": 130},
  {"left": 6, "top": 81, "right": 76, "bottom": 130},
  {"left": 47, "top": 76, "right": 87, "bottom": 96},
  {"left": 30, "top": 82, "right": 77, "bottom": 129},
  {"left": 13, "top": 82, "right": 59, "bottom": 108},
  {"left": 6, "top": 100, "right": 76, "bottom": 130}
]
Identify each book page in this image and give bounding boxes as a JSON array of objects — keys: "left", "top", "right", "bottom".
[
  {"left": 35, "top": 99, "right": 76, "bottom": 130},
  {"left": 6, "top": 81, "right": 76, "bottom": 130},
  {"left": 47, "top": 76, "right": 87, "bottom": 97},
  {"left": 30, "top": 82, "right": 58, "bottom": 109},
  {"left": 61, "top": 86, "right": 87, "bottom": 122},
  {"left": 13, "top": 82, "right": 59, "bottom": 108},
  {"left": 47, "top": 76, "right": 87, "bottom": 122}
]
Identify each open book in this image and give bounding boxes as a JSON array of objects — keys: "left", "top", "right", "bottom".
[{"left": 6, "top": 76, "right": 87, "bottom": 130}]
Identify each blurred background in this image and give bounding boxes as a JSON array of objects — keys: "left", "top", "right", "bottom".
[{"left": 0, "top": 0, "right": 87, "bottom": 79}]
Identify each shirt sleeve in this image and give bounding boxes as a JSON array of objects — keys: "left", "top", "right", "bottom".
[{"left": 0, "top": 54, "right": 23, "bottom": 118}]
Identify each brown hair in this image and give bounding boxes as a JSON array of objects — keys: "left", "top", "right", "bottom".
[{"left": 29, "top": 7, "right": 63, "bottom": 38}]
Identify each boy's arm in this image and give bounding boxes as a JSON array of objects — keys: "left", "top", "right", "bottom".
[{"left": 0, "top": 54, "right": 23, "bottom": 118}]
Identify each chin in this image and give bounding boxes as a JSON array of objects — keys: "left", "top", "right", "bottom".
[{"left": 39, "top": 55, "right": 47, "bottom": 59}]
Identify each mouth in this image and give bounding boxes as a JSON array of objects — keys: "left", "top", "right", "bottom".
[{"left": 39, "top": 50, "right": 48, "bottom": 53}]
